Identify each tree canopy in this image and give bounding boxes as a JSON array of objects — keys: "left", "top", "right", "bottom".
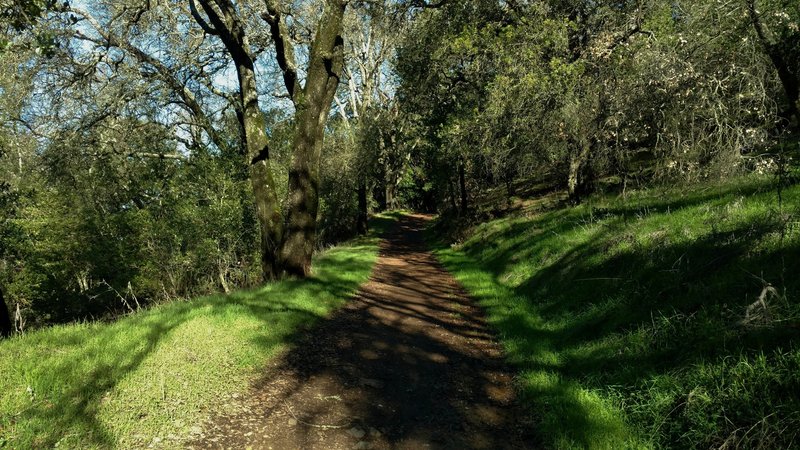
[{"left": 0, "top": 0, "right": 797, "bottom": 331}]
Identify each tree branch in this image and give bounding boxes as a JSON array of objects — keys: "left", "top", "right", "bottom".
[
  {"left": 70, "top": 7, "right": 231, "bottom": 154},
  {"left": 400, "top": 0, "right": 448, "bottom": 8},
  {"left": 262, "top": 1, "right": 301, "bottom": 103},
  {"left": 747, "top": 0, "right": 799, "bottom": 122},
  {"left": 189, "top": 0, "right": 220, "bottom": 35},
  {"left": 129, "top": 152, "right": 186, "bottom": 160}
]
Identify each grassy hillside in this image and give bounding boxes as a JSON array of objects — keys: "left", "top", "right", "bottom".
[
  {"left": 0, "top": 216, "right": 394, "bottom": 449},
  {"left": 433, "top": 177, "right": 800, "bottom": 449}
]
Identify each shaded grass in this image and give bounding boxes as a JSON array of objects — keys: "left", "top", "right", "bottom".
[
  {"left": 0, "top": 215, "right": 395, "bottom": 449},
  {"left": 431, "top": 176, "right": 800, "bottom": 449}
]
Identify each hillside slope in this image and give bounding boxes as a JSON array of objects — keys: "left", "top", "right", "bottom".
[
  {"left": 0, "top": 217, "right": 394, "bottom": 449},
  {"left": 433, "top": 177, "right": 800, "bottom": 449}
]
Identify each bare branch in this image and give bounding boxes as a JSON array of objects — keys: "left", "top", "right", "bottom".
[
  {"left": 405, "top": 0, "right": 448, "bottom": 9},
  {"left": 189, "top": 0, "right": 220, "bottom": 36},
  {"left": 262, "top": 2, "right": 301, "bottom": 103},
  {"left": 70, "top": 7, "right": 232, "bottom": 154},
  {"left": 747, "top": 0, "right": 799, "bottom": 122},
  {"left": 129, "top": 152, "right": 186, "bottom": 160}
]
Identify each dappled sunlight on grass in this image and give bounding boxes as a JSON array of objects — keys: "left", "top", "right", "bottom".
[
  {"left": 433, "top": 176, "right": 800, "bottom": 449},
  {"left": 0, "top": 224, "right": 390, "bottom": 449}
]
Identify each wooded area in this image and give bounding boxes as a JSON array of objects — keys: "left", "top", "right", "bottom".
[
  {"left": 0, "top": 0, "right": 799, "bottom": 447},
  {"left": 1, "top": 0, "right": 796, "bottom": 333}
]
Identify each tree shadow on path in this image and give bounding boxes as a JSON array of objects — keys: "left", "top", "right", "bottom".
[{"left": 190, "top": 214, "right": 535, "bottom": 450}]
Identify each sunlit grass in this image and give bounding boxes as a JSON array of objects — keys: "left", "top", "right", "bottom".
[
  {"left": 432, "top": 176, "right": 800, "bottom": 449},
  {"left": 0, "top": 215, "right": 395, "bottom": 449}
]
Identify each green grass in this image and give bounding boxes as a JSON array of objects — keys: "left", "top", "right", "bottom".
[
  {"left": 432, "top": 176, "right": 800, "bottom": 449},
  {"left": 0, "top": 215, "right": 395, "bottom": 449}
]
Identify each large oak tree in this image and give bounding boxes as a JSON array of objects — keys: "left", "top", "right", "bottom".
[{"left": 189, "top": 0, "right": 345, "bottom": 278}]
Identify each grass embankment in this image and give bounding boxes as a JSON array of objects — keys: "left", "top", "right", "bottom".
[
  {"left": 0, "top": 215, "right": 395, "bottom": 449},
  {"left": 433, "top": 177, "right": 800, "bottom": 449}
]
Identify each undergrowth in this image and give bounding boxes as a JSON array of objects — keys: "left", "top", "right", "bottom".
[
  {"left": 0, "top": 215, "right": 395, "bottom": 449},
  {"left": 432, "top": 176, "right": 800, "bottom": 449}
]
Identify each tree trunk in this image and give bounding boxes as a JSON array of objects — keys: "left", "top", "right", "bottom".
[
  {"left": 356, "top": 182, "right": 368, "bottom": 235},
  {"left": 383, "top": 156, "right": 397, "bottom": 211},
  {"left": 218, "top": 268, "right": 231, "bottom": 294},
  {"left": 458, "top": 161, "right": 468, "bottom": 213},
  {"left": 280, "top": 0, "right": 345, "bottom": 277},
  {"left": 282, "top": 132, "right": 322, "bottom": 276},
  {"left": 0, "top": 287, "right": 12, "bottom": 338},
  {"left": 192, "top": 0, "right": 285, "bottom": 281},
  {"left": 504, "top": 174, "right": 515, "bottom": 208},
  {"left": 385, "top": 182, "right": 396, "bottom": 210},
  {"left": 567, "top": 159, "right": 580, "bottom": 200},
  {"left": 448, "top": 177, "right": 458, "bottom": 211},
  {"left": 447, "top": 176, "right": 459, "bottom": 214},
  {"left": 375, "top": 181, "right": 387, "bottom": 211},
  {"left": 747, "top": 0, "right": 799, "bottom": 126},
  {"left": 568, "top": 141, "right": 592, "bottom": 202},
  {"left": 238, "top": 62, "right": 284, "bottom": 281}
]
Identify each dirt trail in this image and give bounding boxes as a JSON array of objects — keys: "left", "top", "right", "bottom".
[{"left": 190, "top": 214, "right": 533, "bottom": 449}]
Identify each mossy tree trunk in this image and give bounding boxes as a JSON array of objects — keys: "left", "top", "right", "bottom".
[
  {"left": 385, "top": 182, "right": 396, "bottom": 210},
  {"left": 277, "top": 0, "right": 346, "bottom": 277},
  {"left": 567, "top": 140, "right": 592, "bottom": 203},
  {"left": 241, "top": 65, "right": 284, "bottom": 280},
  {"left": 192, "top": 0, "right": 347, "bottom": 279},
  {"left": 90, "top": 0, "right": 361, "bottom": 284},
  {"left": 191, "top": 0, "right": 284, "bottom": 280}
]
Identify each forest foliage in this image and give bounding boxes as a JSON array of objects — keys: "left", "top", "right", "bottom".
[
  {"left": 0, "top": 225, "right": 386, "bottom": 448},
  {"left": 0, "top": 0, "right": 798, "bottom": 338},
  {"left": 434, "top": 177, "right": 800, "bottom": 448},
  {"left": 394, "top": 0, "right": 798, "bottom": 208},
  {"left": 0, "top": 0, "right": 799, "bottom": 448}
]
